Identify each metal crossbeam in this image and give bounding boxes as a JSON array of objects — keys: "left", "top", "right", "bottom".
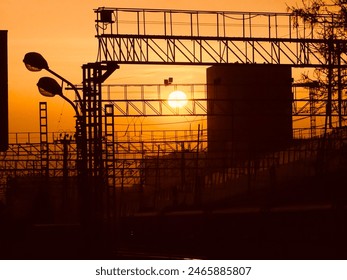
[
  {"left": 100, "top": 83, "right": 347, "bottom": 117},
  {"left": 95, "top": 8, "right": 347, "bottom": 67},
  {"left": 97, "top": 36, "right": 335, "bottom": 67}
]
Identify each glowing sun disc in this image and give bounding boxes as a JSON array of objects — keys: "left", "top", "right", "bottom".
[{"left": 168, "top": 90, "right": 188, "bottom": 108}]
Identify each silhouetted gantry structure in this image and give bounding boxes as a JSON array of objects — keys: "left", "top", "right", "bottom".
[
  {"left": 2, "top": 7, "right": 347, "bottom": 260},
  {"left": 1, "top": 7, "right": 347, "bottom": 214},
  {"left": 94, "top": 7, "right": 347, "bottom": 129},
  {"left": 95, "top": 7, "right": 347, "bottom": 67}
]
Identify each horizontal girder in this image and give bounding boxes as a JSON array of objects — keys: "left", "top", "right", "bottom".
[
  {"left": 97, "top": 35, "right": 347, "bottom": 67},
  {"left": 95, "top": 7, "right": 347, "bottom": 67}
]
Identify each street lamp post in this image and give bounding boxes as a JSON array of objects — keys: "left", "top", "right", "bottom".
[
  {"left": 23, "top": 52, "right": 89, "bottom": 231},
  {"left": 24, "top": 52, "right": 119, "bottom": 257}
]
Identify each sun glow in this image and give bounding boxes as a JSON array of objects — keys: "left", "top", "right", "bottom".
[{"left": 168, "top": 90, "right": 188, "bottom": 108}]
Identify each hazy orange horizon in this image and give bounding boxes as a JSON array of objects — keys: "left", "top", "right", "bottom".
[{"left": 1, "top": 0, "right": 298, "bottom": 134}]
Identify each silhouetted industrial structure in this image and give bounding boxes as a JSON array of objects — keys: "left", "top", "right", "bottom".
[{"left": 1, "top": 7, "right": 347, "bottom": 259}]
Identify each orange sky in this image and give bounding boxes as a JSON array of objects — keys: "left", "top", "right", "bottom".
[{"left": 1, "top": 0, "right": 298, "bottom": 133}]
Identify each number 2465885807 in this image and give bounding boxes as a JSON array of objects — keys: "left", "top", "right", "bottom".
[{"left": 187, "top": 267, "right": 251, "bottom": 276}]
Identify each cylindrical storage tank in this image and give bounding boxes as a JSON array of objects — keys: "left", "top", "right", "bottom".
[{"left": 207, "top": 64, "right": 292, "bottom": 162}]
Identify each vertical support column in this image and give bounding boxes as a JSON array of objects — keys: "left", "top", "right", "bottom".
[
  {"left": 0, "top": 30, "right": 8, "bottom": 152},
  {"left": 327, "top": 38, "right": 333, "bottom": 129},
  {"left": 82, "top": 61, "right": 118, "bottom": 180},
  {"left": 82, "top": 63, "right": 104, "bottom": 238},
  {"left": 337, "top": 45, "right": 342, "bottom": 128},
  {"left": 83, "top": 63, "right": 104, "bottom": 179},
  {"left": 309, "top": 86, "right": 317, "bottom": 138},
  {"left": 104, "top": 104, "right": 115, "bottom": 188},
  {"left": 104, "top": 104, "right": 116, "bottom": 234},
  {"left": 39, "top": 102, "right": 49, "bottom": 177},
  {"left": 81, "top": 62, "right": 118, "bottom": 254}
]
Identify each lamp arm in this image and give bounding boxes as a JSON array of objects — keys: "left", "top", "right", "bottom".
[
  {"left": 46, "top": 68, "right": 83, "bottom": 104},
  {"left": 58, "top": 92, "right": 80, "bottom": 117}
]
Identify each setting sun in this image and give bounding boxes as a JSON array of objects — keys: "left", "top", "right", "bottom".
[{"left": 167, "top": 90, "right": 188, "bottom": 108}]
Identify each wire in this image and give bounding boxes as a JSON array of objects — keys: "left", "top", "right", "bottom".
[
  {"left": 115, "top": 117, "right": 206, "bottom": 126},
  {"left": 56, "top": 99, "right": 66, "bottom": 131}
]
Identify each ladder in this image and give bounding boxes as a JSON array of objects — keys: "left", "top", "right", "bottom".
[{"left": 39, "top": 102, "right": 49, "bottom": 177}]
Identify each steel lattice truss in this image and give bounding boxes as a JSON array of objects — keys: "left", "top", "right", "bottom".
[
  {"left": 0, "top": 130, "right": 208, "bottom": 192},
  {"left": 0, "top": 84, "right": 334, "bottom": 188},
  {"left": 101, "top": 83, "right": 347, "bottom": 117},
  {"left": 0, "top": 83, "right": 342, "bottom": 200},
  {"left": 0, "top": 133, "right": 78, "bottom": 182},
  {"left": 2, "top": 8, "right": 347, "bottom": 202},
  {"left": 1, "top": 127, "right": 346, "bottom": 197},
  {"left": 95, "top": 8, "right": 347, "bottom": 67}
]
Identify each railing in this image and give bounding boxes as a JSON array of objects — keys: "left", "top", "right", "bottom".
[
  {"left": 205, "top": 126, "right": 347, "bottom": 189},
  {"left": 96, "top": 8, "right": 314, "bottom": 40}
]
